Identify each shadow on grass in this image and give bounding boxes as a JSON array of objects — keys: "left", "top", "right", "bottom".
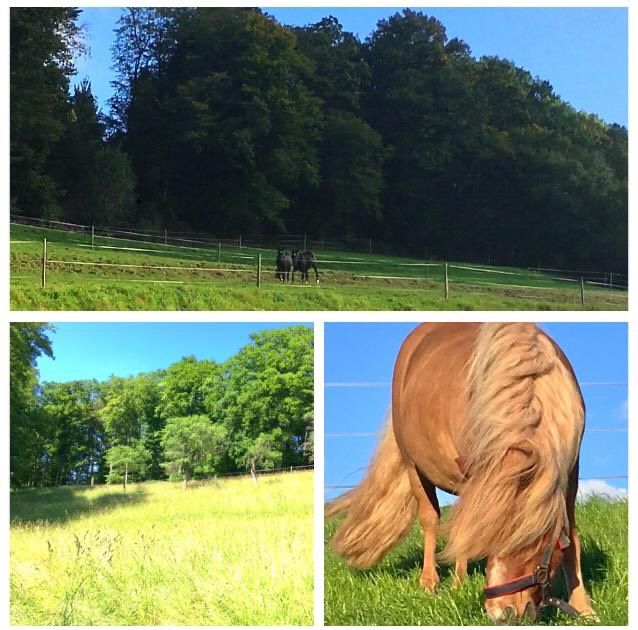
[{"left": 10, "top": 485, "right": 148, "bottom": 525}]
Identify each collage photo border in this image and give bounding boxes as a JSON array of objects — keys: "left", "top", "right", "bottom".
[{"left": 2, "top": 0, "right": 636, "bottom": 628}]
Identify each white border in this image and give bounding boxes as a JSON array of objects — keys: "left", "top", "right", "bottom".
[{"left": 4, "top": 2, "right": 634, "bottom": 630}]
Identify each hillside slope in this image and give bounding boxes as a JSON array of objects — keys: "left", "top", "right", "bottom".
[{"left": 11, "top": 472, "right": 313, "bottom": 625}]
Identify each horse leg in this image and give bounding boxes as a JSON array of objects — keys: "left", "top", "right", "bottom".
[
  {"left": 313, "top": 263, "right": 319, "bottom": 284},
  {"left": 407, "top": 466, "right": 440, "bottom": 591},
  {"left": 562, "top": 461, "right": 595, "bottom": 617},
  {"left": 453, "top": 557, "right": 468, "bottom": 588}
]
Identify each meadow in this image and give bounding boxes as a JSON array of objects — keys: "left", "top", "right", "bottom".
[
  {"left": 11, "top": 471, "right": 313, "bottom": 626},
  {"left": 324, "top": 497, "right": 627, "bottom": 626},
  {"left": 10, "top": 224, "right": 627, "bottom": 310}
]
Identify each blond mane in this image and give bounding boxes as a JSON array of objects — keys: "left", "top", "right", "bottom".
[{"left": 441, "top": 323, "right": 584, "bottom": 562}]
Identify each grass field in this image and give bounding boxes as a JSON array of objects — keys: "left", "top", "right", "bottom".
[
  {"left": 325, "top": 498, "right": 627, "bottom": 626},
  {"left": 10, "top": 224, "right": 627, "bottom": 310},
  {"left": 11, "top": 471, "right": 313, "bottom": 625}
]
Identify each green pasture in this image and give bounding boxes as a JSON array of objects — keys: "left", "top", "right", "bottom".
[
  {"left": 11, "top": 471, "right": 313, "bottom": 625},
  {"left": 10, "top": 224, "right": 627, "bottom": 310},
  {"left": 324, "top": 497, "right": 627, "bottom": 626}
]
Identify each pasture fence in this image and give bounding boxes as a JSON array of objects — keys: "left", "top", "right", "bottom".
[
  {"left": 12, "top": 215, "right": 627, "bottom": 306},
  {"left": 12, "top": 213, "right": 626, "bottom": 286},
  {"left": 325, "top": 380, "right": 627, "bottom": 496}
]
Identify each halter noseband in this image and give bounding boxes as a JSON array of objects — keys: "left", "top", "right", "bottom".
[{"left": 483, "top": 530, "right": 579, "bottom": 617}]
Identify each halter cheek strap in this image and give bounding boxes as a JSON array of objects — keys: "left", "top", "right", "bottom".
[{"left": 483, "top": 530, "right": 579, "bottom": 617}]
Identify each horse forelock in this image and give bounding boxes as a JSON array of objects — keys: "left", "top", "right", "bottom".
[{"left": 440, "top": 323, "right": 583, "bottom": 563}]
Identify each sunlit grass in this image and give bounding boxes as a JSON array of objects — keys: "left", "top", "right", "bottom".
[
  {"left": 10, "top": 224, "right": 626, "bottom": 311},
  {"left": 11, "top": 472, "right": 313, "bottom": 625},
  {"left": 325, "top": 497, "right": 627, "bottom": 626}
]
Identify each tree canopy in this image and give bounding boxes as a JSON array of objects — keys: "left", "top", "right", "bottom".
[
  {"left": 10, "top": 7, "right": 627, "bottom": 272},
  {"left": 9, "top": 324, "right": 314, "bottom": 488}
]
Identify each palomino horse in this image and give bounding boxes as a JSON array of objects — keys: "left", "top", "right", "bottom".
[{"left": 326, "top": 323, "right": 594, "bottom": 622}]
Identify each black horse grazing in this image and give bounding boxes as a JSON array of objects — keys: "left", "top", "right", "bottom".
[
  {"left": 275, "top": 247, "right": 292, "bottom": 282},
  {"left": 291, "top": 250, "right": 319, "bottom": 284}
]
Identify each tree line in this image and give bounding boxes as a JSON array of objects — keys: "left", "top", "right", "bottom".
[
  {"left": 10, "top": 323, "right": 314, "bottom": 488},
  {"left": 10, "top": 7, "right": 627, "bottom": 271}
]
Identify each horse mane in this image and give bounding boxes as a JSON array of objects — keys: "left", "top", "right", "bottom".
[{"left": 440, "top": 323, "right": 584, "bottom": 562}]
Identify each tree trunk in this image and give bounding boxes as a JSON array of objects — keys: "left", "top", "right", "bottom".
[{"left": 124, "top": 462, "right": 128, "bottom": 490}]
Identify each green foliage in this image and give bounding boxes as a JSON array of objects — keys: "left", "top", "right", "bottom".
[
  {"left": 209, "top": 326, "right": 314, "bottom": 469},
  {"left": 9, "top": 323, "right": 55, "bottom": 487},
  {"left": 10, "top": 8, "right": 83, "bottom": 216},
  {"left": 11, "top": 7, "right": 626, "bottom": 272},
  {"left": 105, "top": 441, "right": 151, "bottom": 484},
  {"left": 10, "top": 323, "right": 314, "bottom": 487},
  {"left": 158, "top": 357, "right": 219, "bottom": 418},
  {"left": 161, "top": 415, "right": 229, "bottom": 482}
]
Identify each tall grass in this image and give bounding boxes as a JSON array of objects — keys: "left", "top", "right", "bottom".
[
  {"left": 325, "top": 497, "right": 627, "bottom": 626},
  {"left": 11, "top": 472, "right": 313, "bottom": 625}
]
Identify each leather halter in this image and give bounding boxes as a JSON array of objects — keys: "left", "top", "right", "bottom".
[{"left": 483, "top": 530, "right": 580, "bottom": 617}]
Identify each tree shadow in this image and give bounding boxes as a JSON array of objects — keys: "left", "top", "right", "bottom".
[{"left": 10, "top": 485, "right": 148, "bottom": 525}]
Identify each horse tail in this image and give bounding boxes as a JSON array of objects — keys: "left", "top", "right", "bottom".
[
  {"left": 326, "top": 416, "right": 416, "bottom": 569},
  {"left": 441, "top": 323, "right": 583, "bottom": 562}
]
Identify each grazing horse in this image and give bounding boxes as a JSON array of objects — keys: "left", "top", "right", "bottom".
[
  {"left": 326, "top": 323, "right": 594, "bottom": 622},
  {"left": 291, "top": 250, "right": 319, "bottom": 284},
  {"left": 275, "top": 248, "right": 292, "bottom": 282}
]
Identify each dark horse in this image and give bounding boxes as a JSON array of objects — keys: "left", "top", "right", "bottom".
[
  {"left": 291, "top": 250, "right": 319, "bottom": 284},
  {"left": 275, "top": 248, "right": 292, "bottom": 282}
]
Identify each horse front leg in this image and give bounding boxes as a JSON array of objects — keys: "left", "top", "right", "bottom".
[
  {"left": 407, "top": 466, "right": 440, "bottom": 591},
  {"left": 562, "top": 461, "right": 596, "bottom": 617}
]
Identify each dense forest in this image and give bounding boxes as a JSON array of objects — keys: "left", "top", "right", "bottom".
[
  {"left": 10, "top": 323, "right": 314, "bottom": 488},
  {"left": 10, "top": 7, "right": 627, "bottom": 271}
]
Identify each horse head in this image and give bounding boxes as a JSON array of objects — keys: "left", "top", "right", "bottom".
[{"left": 484, "top": 526, "right": 570, "bottom": 622}]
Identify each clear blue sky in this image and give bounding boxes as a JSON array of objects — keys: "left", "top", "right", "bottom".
[
  {"left": 76, "top": 7, "right": 627, "bottom": 126},
  {"left": 325, "top": 323, "right": 628, "bottom": 504},
  {"left": 37, "top": 322, "right": 311, "bottom": 382}
]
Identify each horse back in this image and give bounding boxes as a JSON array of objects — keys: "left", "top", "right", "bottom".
[{"left": 392, "top": 323, "right": 479, "bottom": 493}]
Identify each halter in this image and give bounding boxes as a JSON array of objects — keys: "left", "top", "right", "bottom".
[{"left": 483, "top": 529, "right": 579, "bottom": 617}]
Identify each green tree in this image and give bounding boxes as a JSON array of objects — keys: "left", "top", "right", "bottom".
[
  {"left": 161, "top": 415, "right": 229, "bottom": 486},
  {"left": 158, "top": 357, "right": 219, "bottom": 419},
  {"left": 41, "top": 380, "right": 104, "bottom": 486},
  {"left": 105, "top": 440, "right": 151, "bottom": 488},
  {"left": 208, "top": 326, "right": 314, "bottom": 469},
  {"left": 9, "top": 323, "right": 55, "bottom": 487},
  {"left": 10, "top": 8, "right": 84, "bottom": 216}
]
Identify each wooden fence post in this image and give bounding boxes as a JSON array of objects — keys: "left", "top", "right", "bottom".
[
  {"left": 369, "top": 238, "right": 372, "bottom": 255},
  {"left": 41, "top": 238, "right": 47, "bottom": 288},
  {"left": 91, "top": 225, "right": 95, "bottom": 251},
  {"left": 218, "top": 241, "right": 222, "bottom": 263},
  {"left": 257, "top": 253, "right": 262, "bottom": 288},
  {"left": 303, "top": 233, "right": 307, "bottom": 250},
  {"left": 444, "top": 262, "right": 449, "bottom": 299},
  {"left": 610, "top": 272, "right": 613, "bottom": 288},
  {"left": 580, "top": 277, "right": 585, "bottom": 308},
  {"left": 164, "top": 228, "right": 168, "bottom": 246},
  {"left": 239, "top": 234, "right": 242, "bottom": 249}
]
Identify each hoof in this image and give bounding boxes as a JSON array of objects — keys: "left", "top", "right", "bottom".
[{"left": 419, "top": 574, "right": 440, "bottom": 592}]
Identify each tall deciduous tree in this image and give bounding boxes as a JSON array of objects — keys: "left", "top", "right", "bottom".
[{"left": 10, "top": 8, "right": 84, "bottom": 216}]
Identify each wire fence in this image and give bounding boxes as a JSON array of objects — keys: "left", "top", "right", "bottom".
[
  {"left": 11, "top": 215, "right": 628, "bottom": 300},
  {"left": 325, "top": 380, "right": 627, "bottom": 495}
]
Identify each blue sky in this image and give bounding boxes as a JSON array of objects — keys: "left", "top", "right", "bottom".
[
  {"left": 325, "top": 323, "right": 628, "bottom": 504},
  {"left": 36, "top": 322, "right": 311, "bottom": 382},
  {"left": 76, "top": 7, "right": 627, "bottom": 126}
]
